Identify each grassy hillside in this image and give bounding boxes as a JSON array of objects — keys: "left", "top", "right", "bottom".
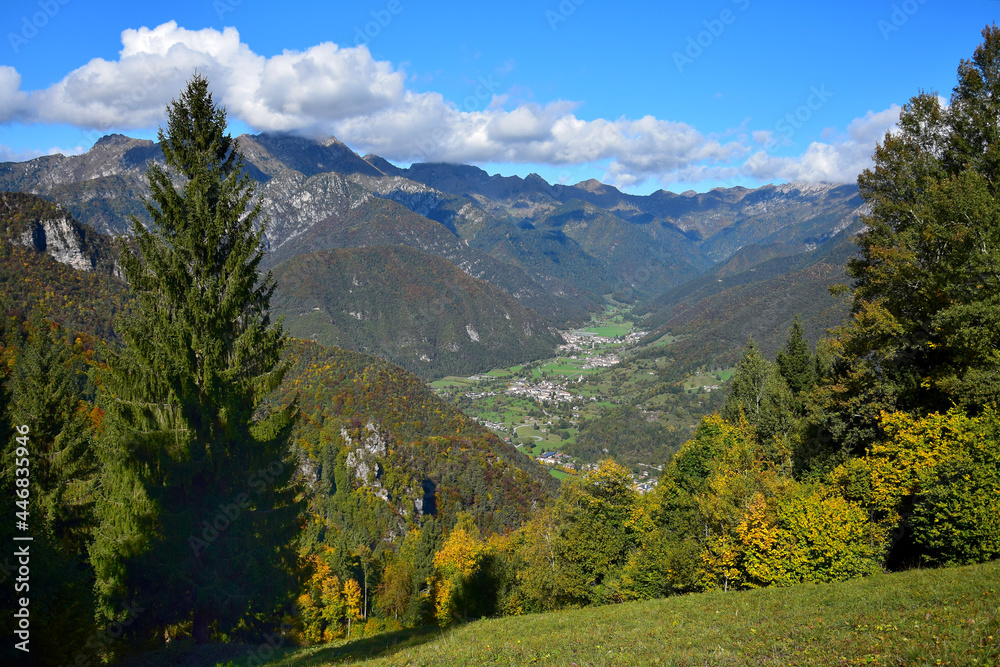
[{"left": 241, "top": 560, "right": 999, "bottom": 666}]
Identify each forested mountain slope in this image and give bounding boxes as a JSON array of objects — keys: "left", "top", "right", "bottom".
[{"left": 271, "top": 244, "right": 563, "bottom": 379}]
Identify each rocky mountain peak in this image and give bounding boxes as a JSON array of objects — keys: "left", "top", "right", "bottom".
[
  {"left": 93, "top": 133, "right": 139, "bottom": 149},
  {"left": 362, "top": 154, "right": 401, "bottom": 176},
  {"left": 242, "top": 132, "right": 383, "bottom": 179}
]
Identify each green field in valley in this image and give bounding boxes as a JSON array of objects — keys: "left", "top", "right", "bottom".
[{"left": 583, "top": 323, "right": 633, "bottom": 337}]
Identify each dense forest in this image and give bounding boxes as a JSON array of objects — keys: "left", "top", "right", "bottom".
[{"left": 3, "top": 27, "right": 1000, "bottom": 666}]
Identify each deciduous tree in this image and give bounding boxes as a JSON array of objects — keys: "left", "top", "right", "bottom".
[{"left": 816, "top": 25, "right": 1000, "bottom": 459}]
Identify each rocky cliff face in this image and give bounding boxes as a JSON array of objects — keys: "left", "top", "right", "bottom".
[
  {"left": 0, "top": 191, "right": 118, "bottom": 275},
  {"left": 16, "top": 214, "right": 96, "bottom": 272}
]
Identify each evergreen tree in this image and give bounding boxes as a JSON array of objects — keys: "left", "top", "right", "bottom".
[
  {"left": 3, "top": 306, "right": 97, "bottom": 664},
  {"left": 776, "top": 315, "right": 815, "bottom": 396},
  {"left": 91, "top": 75, "right": 299, "bottom": 645},
  {"left": 814, "top": 25, "right": 1000, "bottom": 458},
  {"left": 0, "top": 295, "right": 17, "bottom": 662},
  {"left": 722, "top": 337, "right": 794, "bottom": 448},
  {"left": 7, "top": 308, "right": 94, "bottom": 548}
]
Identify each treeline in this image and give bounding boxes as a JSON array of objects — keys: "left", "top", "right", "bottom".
[{"left": 288, "top": 276, "right": 1000, "bottom": 638}]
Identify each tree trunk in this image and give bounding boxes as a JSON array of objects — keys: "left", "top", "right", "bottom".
[{"left": 193, "top": 606, "right": 210, "bottom": 645}]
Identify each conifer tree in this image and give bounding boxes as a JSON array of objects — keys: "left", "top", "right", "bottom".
[
  {"left": 3, "top": 307, "right": 97, "bottom": 664},
  {"left": 91, "top": 75, "right": 299, "bottom": 645},
  {"left": 722, "top": 337, "right": 793, "bottom": 447},
  {"left": 0, "top": 295, "right": 16, "bottom": 662},
  {"left": 776, "top": 315, "right": 815, "bottom": 396},
  {"left": 7, "top": 308, "right": 94, "bottom": 548}
]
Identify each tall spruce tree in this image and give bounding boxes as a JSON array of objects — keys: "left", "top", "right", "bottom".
[
  {"left": 3, "top": 307, "right": 97, "bottom": 664},
  {"left": 0, "top": 295, "right": 16, "bottom": 662},
  {"left": 722, "top": 337, "right": 793, "bottom": 448},
  {"left": 8, "top": 308, "right": 94, "bottom": 549},
  {"left": 776, "top": 315, "right": 815, "bottom": 397},
  {"left": 91, "top": 75, "right": 299, "bottom": 645}
]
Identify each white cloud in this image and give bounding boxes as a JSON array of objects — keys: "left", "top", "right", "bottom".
[
  {"left": 25, "top": 22, "right": 407, "bottom": 134},
  {"left": 741, "top": 105, "right": 901, "bottom": 184},
  {"left": 2, "top": 22, "right": 905, "bottom": 190},
  {"left": 0, "top": 67, "right": 28, "bottom": 124},
  {"left": 0, "top": 143, "right": 86, "bottom": 163}
]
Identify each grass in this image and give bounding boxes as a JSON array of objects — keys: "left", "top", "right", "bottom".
[
  {"left": 257, "top": 560, "right": 1000, "bottom": 666},
  {"left": 428, "top": 376, "right": 476, "bottom": 389},
  {"left": 651, "top": 333, "right": 677, "bottom": 346},
  {"left": 684, "top": 369, "right": 734, "bottom": 391},
  {"left": 583, "top": 323, "right": 633, "bottom": 338},
  {"left": 540, "top": 361, "right": 601, "bottom": 375}
]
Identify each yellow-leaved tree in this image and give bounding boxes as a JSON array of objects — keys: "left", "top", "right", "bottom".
[
  {"left": 835, "top": 407, "right": 1000, "bottom": 566},
  {"left": 342, "top": 578, "right": 363, "bottom": 638},
  {"left": 647, "top": 415, "right": 881, "bottom": 592},
  {"left": 297, "top": 553, "right": 342, "bottom": 643},
  {"left": 427, "top": 514, "right": 489, "bottom": 627}
]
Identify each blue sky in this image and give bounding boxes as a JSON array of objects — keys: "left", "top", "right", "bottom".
[{"left": 0, "top": 0, "right": 994, "bottom": 193}]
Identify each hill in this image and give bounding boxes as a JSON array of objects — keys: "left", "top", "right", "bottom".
[
  {"left": 635, "top": 229, "right": 861, "bottom": 367},
  {"left": 271, "top": 245, "right": 563, "bottom": 379},
  {"left": 0, "top": 194, "right": 556, "bottom": 536},
  {"left": 335, "top": 559, "right": 1000, "bottom": 666},
  {"left": 272, "top": 339, "right": 557, "bottom": 540},
  {"left": 0, "top": 191, "right": 125, "bottom": 338},
  {"left": 258, "top": 172, "right": 596, "bottom": 325}
]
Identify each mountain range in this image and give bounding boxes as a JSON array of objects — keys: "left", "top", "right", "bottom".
[{"left": 1, "top": 132, "right": 865, "bottom": 376}]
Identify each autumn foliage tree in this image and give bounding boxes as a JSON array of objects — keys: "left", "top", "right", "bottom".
[
  {"left": 428, "top": 514, "right": 490, "bottom": 626},
  {"left": 835, "top": 408, "right": 1000, "bottom": 567}
]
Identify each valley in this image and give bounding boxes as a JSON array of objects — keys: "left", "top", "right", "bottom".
[{"left": 429, "top": 302, "right": 733, "bottom": 485}]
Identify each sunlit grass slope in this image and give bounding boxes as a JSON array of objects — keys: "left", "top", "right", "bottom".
[{"left": 264, "top": 559, "right": 999, "bottom": 666}]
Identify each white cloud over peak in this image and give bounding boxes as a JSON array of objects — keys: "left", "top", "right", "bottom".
[
  {"left": 742, "top": 105, "right": 901, "bottom": 184},
  {"left": 3, "top": 22, "right": 901, "bottom": 189}
]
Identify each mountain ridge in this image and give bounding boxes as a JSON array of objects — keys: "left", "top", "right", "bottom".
[{"left": 1, "top": 133, "right": 864, "bottom": 357}]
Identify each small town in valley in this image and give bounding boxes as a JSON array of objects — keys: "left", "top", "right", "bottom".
[{"left": 430, "top": 305, "right": 733, "bottom": 490}]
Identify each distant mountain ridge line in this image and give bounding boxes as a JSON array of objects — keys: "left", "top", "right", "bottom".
[
  {"left": 0, "top": 132, "right": 858, "bottom": 242},
  {"left": 1, "top": 132, "right": 864, "bottom": 361}
]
